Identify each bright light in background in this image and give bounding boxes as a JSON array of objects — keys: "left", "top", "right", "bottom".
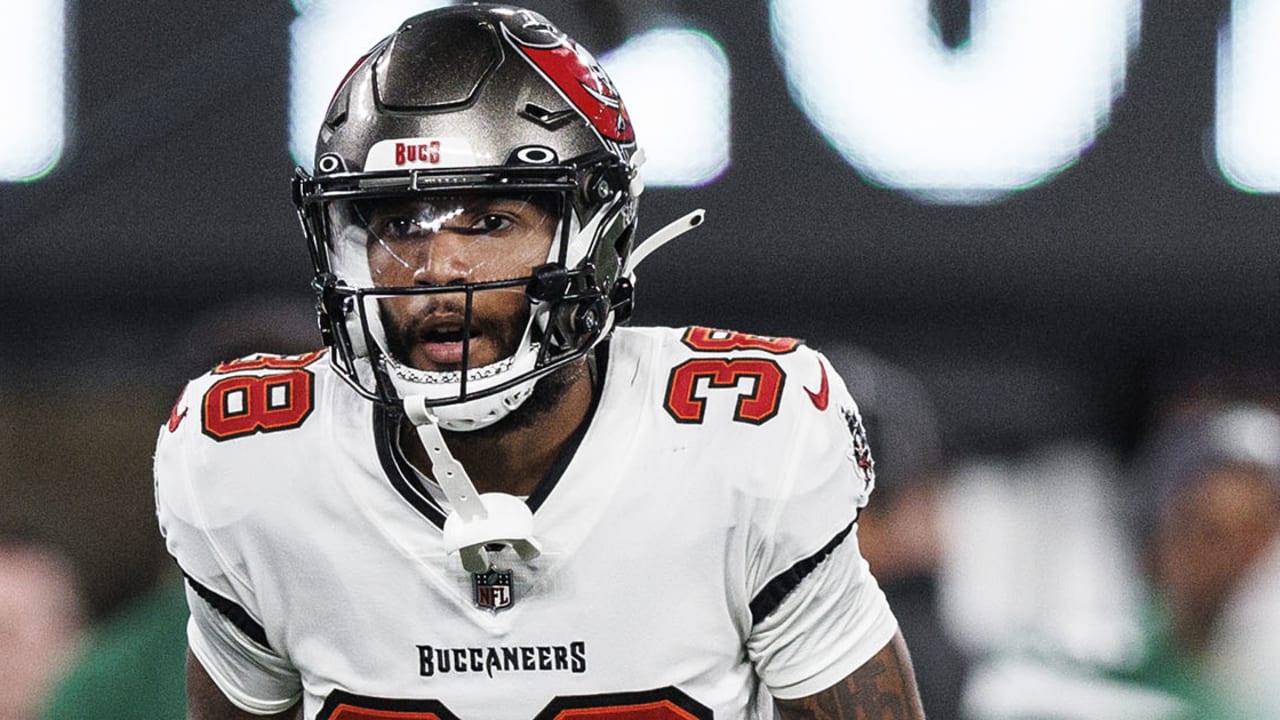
[
  {"left": 290, "top": 0, "right": 452, "bottom": 170},
  {"left": 0, "top": 1, "right": 65, "bottom": 182},
  {"left": 602, "top": 29, "right": 731, "bottom": 187},
  {"left": 1216, "top": 0, "right": 1280, "bottom": 192},
  {"left": 771, "top": 0, "right": 1141, "bottom": 204}
]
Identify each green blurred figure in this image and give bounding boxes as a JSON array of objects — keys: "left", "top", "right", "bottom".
[{"left": 42, "top": 578, "right": 187, "bottom": 720}]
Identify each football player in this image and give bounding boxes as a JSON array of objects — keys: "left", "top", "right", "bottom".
[{"left": 156, "top": 5, "right": 925, "bottom": 719}]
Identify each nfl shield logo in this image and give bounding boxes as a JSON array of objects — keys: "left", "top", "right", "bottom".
[{"left": 473, "top": 568, "right": 513, "bottom": 612}]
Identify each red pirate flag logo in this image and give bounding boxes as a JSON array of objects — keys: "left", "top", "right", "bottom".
[
  {"left": 473, "top": 568, "right": 514, "bottom": 612},
  {"left": 502, "top": 14, "right": 635, "bottom": 143}
]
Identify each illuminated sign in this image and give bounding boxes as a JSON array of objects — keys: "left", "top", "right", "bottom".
[
  {"left": 0, "top": 1, "right": 65, "bottom": 182},
  {"left": 4, "top": 0, "right": 1280, "bottom": 202},
  {"left": 770, "top": 0, "right": 1141, "bottom": 203}
]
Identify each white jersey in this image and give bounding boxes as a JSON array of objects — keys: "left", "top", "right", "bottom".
[{"left": 155, "top": 325, "right": 897, "bottom": 720}]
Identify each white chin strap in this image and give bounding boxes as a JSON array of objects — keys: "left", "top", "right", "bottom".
[
  {"left": 403, "top": 396, "right": 542, "bottom": 573},
  {"left": 623, "top": 209, "right": 706, "bottom": 277},
  {"left": 382, "top": 340, "right": 542, "bottom": 432}
]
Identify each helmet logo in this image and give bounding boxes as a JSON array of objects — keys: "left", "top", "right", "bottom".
[
  {"left": 316, "top": 153, "right": 346, "bottom": 174},
  {"left": 395, "top": 140, "right": 440, "bottom": 165},
  {"left": 364, "top": 137, "right": 480, "bottom": 171},
  {"left": 514, "top": 146, "right": 558, "bottom": 165},
  {"left": 503, "top": 25, "right": 635, "bottom": 144}
]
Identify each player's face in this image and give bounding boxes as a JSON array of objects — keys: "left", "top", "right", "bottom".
[
  {"left": 360, "top": 194, "right": 557, "bottom": 372},
  {"left": 1152, "top": 465, "right": 1280, "bottom": 637}
]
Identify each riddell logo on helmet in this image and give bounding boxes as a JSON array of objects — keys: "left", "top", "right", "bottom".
[{"left": 395, "top": 141, "right": 440, "bottom": 165}]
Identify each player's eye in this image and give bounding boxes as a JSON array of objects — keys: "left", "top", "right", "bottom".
[
  {"left": 374, "top": 216, "right": 424, "bottom": 240},
  {"left": 471, "top": 213, "right": 509, "bottom": 230},
  {"left": 462, "top": 214, "right": 514, "bottom": 234}
]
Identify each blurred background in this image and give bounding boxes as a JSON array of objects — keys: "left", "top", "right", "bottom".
[{"left": 2, "top": 1, "right": 1278, "bottom": 718}]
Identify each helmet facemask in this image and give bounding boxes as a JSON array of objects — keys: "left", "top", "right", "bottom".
[{"left": 296, "top": 165, "right": 632, "bottom": 431}]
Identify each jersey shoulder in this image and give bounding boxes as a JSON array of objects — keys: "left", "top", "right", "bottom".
[
  {"left": 154, "top": 350, "right": 354, "bottom": 578},
  {"left": 611, "top": 325, "right": 876, "bottom": 502},
  {"left": 157, "top": 349, "right": 341, "bottom": 460},
  {"left": 614, "top": 324, "right": 855, "bottom": 426}
]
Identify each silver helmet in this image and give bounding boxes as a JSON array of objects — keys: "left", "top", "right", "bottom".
[{"left": 293, "top": 4, "right": 645, "bottom": 431}]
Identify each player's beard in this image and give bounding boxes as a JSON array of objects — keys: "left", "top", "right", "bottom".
[
  {"left": 381, "top": 290, "right": 530, "bottom": 373},
  {"left": 382, "top": 289, "right": 592, "bottom": 437}
]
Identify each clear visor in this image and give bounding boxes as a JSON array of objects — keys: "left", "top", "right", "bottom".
[
  {"left": 327, "top": 192, "right": 561, "bottom": 288},
  {"left": 325, "top": 192, "right": 562, "bottom": 378}
]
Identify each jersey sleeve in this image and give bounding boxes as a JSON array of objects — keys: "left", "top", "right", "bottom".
[
  {"left": 186, "top": 583, "right": 302, "bottom": 714},
  {"left": 745, "top": 350, "right": 898, "bottom": 699},
  {"left": 154, "top": 379, "right": 303, "bottom": 714}
]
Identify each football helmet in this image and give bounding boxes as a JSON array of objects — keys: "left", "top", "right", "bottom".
[{"left": 294, "top": 4, "right": 698, "bottom": 432}]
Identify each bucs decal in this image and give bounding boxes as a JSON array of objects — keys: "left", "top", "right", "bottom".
[{"left": 501, "top": 21, "right": 634, "bottom": 143}]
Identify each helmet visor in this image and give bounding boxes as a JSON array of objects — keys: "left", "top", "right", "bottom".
[
  {"left": 325, "top": 192, "right": 562, "bottom": 376},
  {"left": 328, "top": 192, "right": 560, "bottom": 287}
]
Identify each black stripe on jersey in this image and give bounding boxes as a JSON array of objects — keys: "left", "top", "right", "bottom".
[
  {"left": 749, "top": 518, "right": 856, "bottom": 625},
  {"left": 526, "top": 344, "right": 606, "bottom": 512},
  {"left": 183, "top": 572, "right": 271, "bottom": 649},
  {"left": 374, "top": 403, "right": 450, "bottom": 528}
]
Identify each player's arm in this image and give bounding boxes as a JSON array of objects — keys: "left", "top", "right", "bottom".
[
  {"left": 187, "top": 651, "right": 301, "bottom": 720},
  {"left": 774, "top": 631, "right": 925, "bottom": 720}
]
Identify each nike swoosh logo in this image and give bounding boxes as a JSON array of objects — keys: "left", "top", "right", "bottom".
[{"left": 804, "top": 360, "right": 830, "bottom": 411}]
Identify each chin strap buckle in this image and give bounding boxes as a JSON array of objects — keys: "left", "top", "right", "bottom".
[{"left": 403, "top": 397, "right": 542, "bottom": 573}]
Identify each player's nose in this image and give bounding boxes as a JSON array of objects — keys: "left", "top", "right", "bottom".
[{"left": 409, "top": 234, "right": 476, "bottom": 286}]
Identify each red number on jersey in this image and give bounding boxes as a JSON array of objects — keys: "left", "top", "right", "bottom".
[
  {"left": 680, "top": 327, "right": 799, "bottom": 354},
  {"left": 537, "top": 699, "right": 705, "bottom": 720},
  {"left": 329, "top": 710, "right": 448, "bottom": 720},
  {"left": 201, "top": 369, "right": 314, "bottom": 441},
  {"left": 328, "top": 708, "right": 450, "bottom": 720},
  {"left": 320, "top": 689, "right": 709, "bottom": 720},
  {"left": 214, "top": 349, "right": 326, "bottom": 373},
  {"left": 664, "top": 358, "right": 786, "bottom": 425}
]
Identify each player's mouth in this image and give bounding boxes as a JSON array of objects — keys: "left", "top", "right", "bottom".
[{"left": 414, "top": 324, "right": 482, "bottom": 367}]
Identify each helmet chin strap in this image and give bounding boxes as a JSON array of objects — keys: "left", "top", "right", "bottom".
[{"left": 403, "top": 396, "right": 542, "bottom": 573}]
